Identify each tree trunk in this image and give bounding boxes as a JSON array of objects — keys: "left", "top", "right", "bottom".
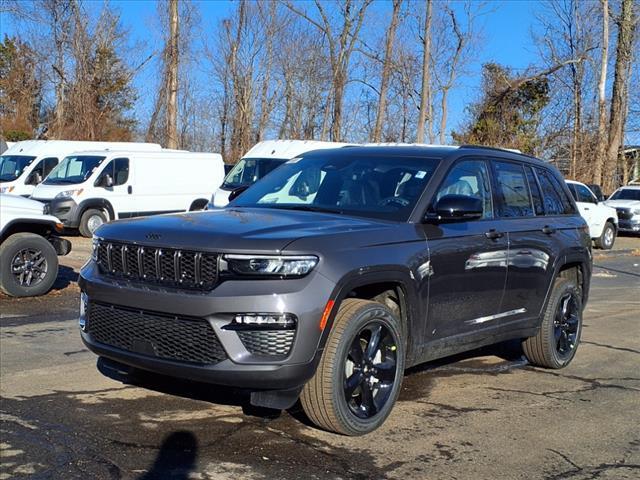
[
  {"left": 605, "top": 0, "right": 636, "bottom": 193},
  {"left": 372, "top": 0, "right": 402, "bottom": 142},
  {"left": 416, "top": 0, "right": 432, "bottom": 143},
  {"left": 166, "top": 0, "right": 179, "bottom": 149},
  {"left": 593, "top": 0, "right": 609, "bottom": 185}
]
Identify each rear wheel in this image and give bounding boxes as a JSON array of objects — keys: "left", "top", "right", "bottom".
[
  {"left": 594, "top": 221, "right": 616, "bottom": 249},
  {"left": 0, "top": 233, "right": 58, "bottom": 297},
  {"left": 79, "top": 209, "right": 107, "bottom": 237},
  {"left": 523, "top": 277, "right": 582, "bottom": 369},
  {"left": 300, "top": 299, "right": 405, "bottom": 435}
]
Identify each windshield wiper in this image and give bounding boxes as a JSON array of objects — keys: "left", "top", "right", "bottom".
[{"left": 268, "top": 204, "right": 345, "bottom": 215}]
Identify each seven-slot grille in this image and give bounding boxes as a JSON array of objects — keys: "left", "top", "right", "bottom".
[
  {"left": 86, "top": 302, "right": 227, "bottom": 365},
  {"left": 96, "top": 240, "right": 219, "bottom": 290}
]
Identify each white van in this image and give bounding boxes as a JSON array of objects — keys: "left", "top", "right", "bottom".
[
  {"left": 208, "top": 139, "right": 355, "bottom": 208},
  {"left": 31, "top": 150, "right": 224, "bottom": 237},
  {"left": 0, "top": 140, "right": 162, "bottom": 197}
]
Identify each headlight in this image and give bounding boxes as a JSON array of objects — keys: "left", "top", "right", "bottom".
[
  {"left": 221, "top": 254, "right": 318, "bottom": 277},
  {"left": 0, "top": 186, "right": 15, "bottom": 194},
  {"left": 55, "top": 188, "right": 83, "bottom": 199},
  {"left": 91, "top": 237, "right": 100, "bottom": 261},
  {"left": 633, "top": 208, "right": 640, "bottom": 216}
]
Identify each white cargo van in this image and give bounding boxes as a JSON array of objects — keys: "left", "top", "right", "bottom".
[
  {"left": 0, "top": 140, "right": 162, "bottom": 197},
  {"left": 208, "top": 140, "right": 355, "bottom": 208},
  {"left": 31, "top": 150, "right": 224, "bottom": 237}
]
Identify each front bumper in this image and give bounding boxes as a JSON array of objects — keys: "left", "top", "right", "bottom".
[
  {"left": 78, "top": 261, "right": 335, "bottom": 390},
  {"left": 36, "top": 197, "right": 81, "bottom": 228},
  {"left": 617, "top": 218, "right": 640, "bottom": 232}
]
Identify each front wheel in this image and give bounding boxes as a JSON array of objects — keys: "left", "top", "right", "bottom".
[
  {"left": 301, "top": 299, "right": 405, "bottom": 435},
  {"left": 594, "top": 221, "right": 616, "bottom": 250},
  {"left": 79, "top": 209, "right": 107, "bottom": 237},
  {"left": 0, "top": 233, "right": 59, "bottom": 297},
  {"left": 523, "top": 277, "right": 582, "bottom": 369}
]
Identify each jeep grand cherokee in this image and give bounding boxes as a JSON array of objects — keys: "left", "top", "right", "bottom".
[{"left": 79, "top": 145, "right": 592, "bottom": 435}]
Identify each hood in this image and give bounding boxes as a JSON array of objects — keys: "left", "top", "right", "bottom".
[
  {"left": 95, "top": 207, "right": 401, "bottom": 253},
  {"left": 31, "top": 182, "right": 85, "bottom": 200},
  {"left": 603, "top": 199, "right": 640, "bottom": 209},
  {"left": 0, "top": 193, "right": 44, "bottom": 214}
]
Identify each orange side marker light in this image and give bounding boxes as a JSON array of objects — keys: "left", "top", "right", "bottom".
[{"left": 319, "top": 300, "right": 335, "bottom": 331}]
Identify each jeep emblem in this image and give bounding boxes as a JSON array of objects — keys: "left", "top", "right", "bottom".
[{"left": 146, "top": 233, "right": 161, "bottom": 240}]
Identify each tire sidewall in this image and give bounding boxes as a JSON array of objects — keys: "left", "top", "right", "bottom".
[
  {"left": 544, "top": 280, "right": 583, "bottom": 368},
  {"left": 80, "top": 209, "right": 107, "bottom": 237},
  {"left": 0, "top": 234, "right": 58, "bottom": 297},
  {"left": 601, "top": 223, "right": 615, "bottom": 249},
  {"left": 330, "top": 304, "right": 405, "bottom": 435}
]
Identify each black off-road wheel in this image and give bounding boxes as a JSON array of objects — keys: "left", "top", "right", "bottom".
[
  {"left": 0, "top": 233, "right": 58, "bottom": 297},
  {"left": 79, "top": 209, "right": 107, "bottom": 237},
  {"left": 594, "top": 221, "right": 616, "bottom": 250},
  {"left": 523, "top": 277, "right": 582, "bottom": 369},
  {"left": 300, "top": 299, "right": 405, "bottom": 436}
]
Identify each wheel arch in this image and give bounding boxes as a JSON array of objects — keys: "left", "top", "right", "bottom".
[
  {"left": 1, "top": 220, "right": 56, "bottom": 244},
  {"left": 78, "top": 198, "right": 115, "bottom": 221}
]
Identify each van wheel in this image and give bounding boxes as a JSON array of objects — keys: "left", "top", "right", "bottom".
[
  {"left": 523, "top": 277, "right": 582, "bottom": 369},
  {"left": 594, "top": 222, "right": 616, "bottom": 250},
  {"left": 79, "top": 209, "right": 107, "bottom": 237},
  {"left": 0, "top": 233, "right": 58, "bottom": 297},
  {"left": 300, "top": 299, "right": 405, "bottom": 435}
]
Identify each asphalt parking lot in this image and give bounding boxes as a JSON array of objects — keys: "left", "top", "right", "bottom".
[{"left": 1, "top": 235, "right": 639, "bottom": 479}]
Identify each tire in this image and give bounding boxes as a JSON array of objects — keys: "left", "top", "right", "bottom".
[
  {"left": 300, "top": 299, "right": 405, "bottom": 436},
  {"left": 79, "top": 209, "right": 107, "bottom": 237},
  {"left": 594, "top": 221, "right": 616, "bottom": 250},
  {"left": 0, "top": 233, "right": 59, "bottom": 297},
  {"left": 523, "top": 277, "right": 582, "bottom": 369}
]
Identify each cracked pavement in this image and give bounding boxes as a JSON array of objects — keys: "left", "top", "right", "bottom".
[{"left": 1, "top": 236, "right": 639, "bottom": 479}]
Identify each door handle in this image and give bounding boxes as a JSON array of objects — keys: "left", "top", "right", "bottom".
[
  {"left": 584, "top": 207, "right": 590, "bottom": 211},
  {"left": 542, "top": 225, "right": 556, "bottom": 235},
  {"left": 127, "top": 186, "right": 133, "bottom": 194},
  {"left": 485, "top": 229, "right": 504, "bottom": 240}
]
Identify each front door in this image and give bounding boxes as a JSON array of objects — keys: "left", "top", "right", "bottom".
[
  {"left": 94, "top": 158, "right": 132, "bottom": 218},
  {"left": 422, "top": 158, "right": 508, "bottom": 340}
]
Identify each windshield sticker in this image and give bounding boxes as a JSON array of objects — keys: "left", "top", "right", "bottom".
[{"left": 415, "top": 171, "right": 426, "bottom": 179}]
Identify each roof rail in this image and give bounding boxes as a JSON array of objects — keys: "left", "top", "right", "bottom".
[{"left": 458, "top": 144, "right": 524, "bottom": 154}]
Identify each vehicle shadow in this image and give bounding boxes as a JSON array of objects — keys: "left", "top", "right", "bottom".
[
  {"left": 137, "top": 431, "right": 198, "bottom": 480},
  {"left": 51, "top": 265, "right": 77, "bottom": 291}
]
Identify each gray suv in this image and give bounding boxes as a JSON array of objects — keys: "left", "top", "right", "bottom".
[{"left": 79, "top": 145, "right": 592, "bottom": 435}]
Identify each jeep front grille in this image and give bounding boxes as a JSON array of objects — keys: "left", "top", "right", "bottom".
[
  {"left": 87, "top": 301, "right": 227, "bottom": 365},
  {"left": 96, "top": 240, "right": 219, "bottom": 290}
]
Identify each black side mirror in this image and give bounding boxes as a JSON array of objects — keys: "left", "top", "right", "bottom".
[
  {"left": 228, "top": 185, "right": 249, "bottom": 202},
  {"left": 99, "top": 174, "right": 114, "bottom": 188},
  {"left": 426, "top": 195, "right": 483, "bottom": 223},
  {"left": 27, "top": 172, "right": 43, "bottom": 185}
]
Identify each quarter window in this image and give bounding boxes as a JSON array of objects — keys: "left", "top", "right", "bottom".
[
  {"left": 435, "top": 159, "right": 493, "bottom": 219},
  {"left": 535, "top": 168, "right": 575, "bottom": 215},
  {"left": 493, "top": 161, "right": 533, "bottom": 217},
  {"left": 525, "top": 166, "right": 544, "bottom": 215}
]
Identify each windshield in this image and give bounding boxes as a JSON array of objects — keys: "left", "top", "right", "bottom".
[
  {"left": 222, "top": 157, "right": 288, "bottom": 189},
  {"left": 231, "top": 154, "right": 440, "bottom": 221},
  {"left": 44, "top": 155, "right": 106, "bottom": 185},
  {"left": 0, "top": 155, "right": 37, "bottom": 182},
  {"left": 609, "top": 188, "right": 640, "bottom": 201}
]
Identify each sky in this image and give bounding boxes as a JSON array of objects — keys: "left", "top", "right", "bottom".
[{"left": 1, "top": 0, "right": 546, "bottom": 139}]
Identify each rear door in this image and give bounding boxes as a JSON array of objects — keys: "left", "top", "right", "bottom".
[
  {"left": 423, "top": 158, "right": 508, "bottom": 339},
  {"left": 495, "top": 162, "right": 571, "bottom": 329}
]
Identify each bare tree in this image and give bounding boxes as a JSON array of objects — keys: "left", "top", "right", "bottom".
[
  {"left": 372, "top": 0, "right": 402, "bottom": 142},
  {"left": 285, "top": 0, "right": 372, "bottom": 141},
  {"left": 166, "top": 0, "right": 179, "bottom": 148},
  {"left": 416, "top": 0, "right": 432, "bottom": 143},
  {"left": 605, "top": 0, "right": 637, "bottom": 191},
  {"left": 593, "top": 0, "right": 609, "bottom": 185}
]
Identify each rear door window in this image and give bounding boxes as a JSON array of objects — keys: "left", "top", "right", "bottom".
[
  {"left": 535, "top": 168, "right": 575, "bottom": 215},
  {"left": 492, "top": 161, "right": 533, "bottom": 217},
  {"left": 525, "top": 166, "right": 544, "bottom": 215}
]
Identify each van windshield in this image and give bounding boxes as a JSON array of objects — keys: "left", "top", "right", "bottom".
[
  {"left": 0, "top": 155, "right": 37, "bottom": 182},
  {"left": 44, "top": 155, "right": 106, "bottom": 185},
  {"left": 222, "top": 157, "right": 288, "bottom": 189}
]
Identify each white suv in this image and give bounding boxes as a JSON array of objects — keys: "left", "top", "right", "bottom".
[
  {"left": 604, "top": 185, "right": 640, "bottom": 234},
  {"left": 565, "top": 180, "right": 618, "bottom": 249}
]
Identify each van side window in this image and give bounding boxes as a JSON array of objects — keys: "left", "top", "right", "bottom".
[
  {"left": 43, "top": 157, "right": 58, "bottom": 177},
  {"left": 535, "top": 168, "right": 575, "bottom": 215},
  {"left": 493, "top": 161, "right": 533, "bottom": 217},
  {"left": 435, "top": 159, "right": 493, "bottom": 219},
  {"left": 113, "top": 158, "right": 129, "bottom": 185},
  {"left": 525, "top": 166, "right": 544, "bottom": 215}
]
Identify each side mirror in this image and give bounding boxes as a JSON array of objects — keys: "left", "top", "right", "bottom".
[
  {"left": 99, "top": 174, "right": 114, "bottom": 188},
  {"left": 228, "top": 185, "right": 249, "bottom": 202},
  {"left": 26, "top": 171, "right": 43, "bottom": 185},
  {"left": 426, "top": 195, "right": 483, "bottom": 223}
]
